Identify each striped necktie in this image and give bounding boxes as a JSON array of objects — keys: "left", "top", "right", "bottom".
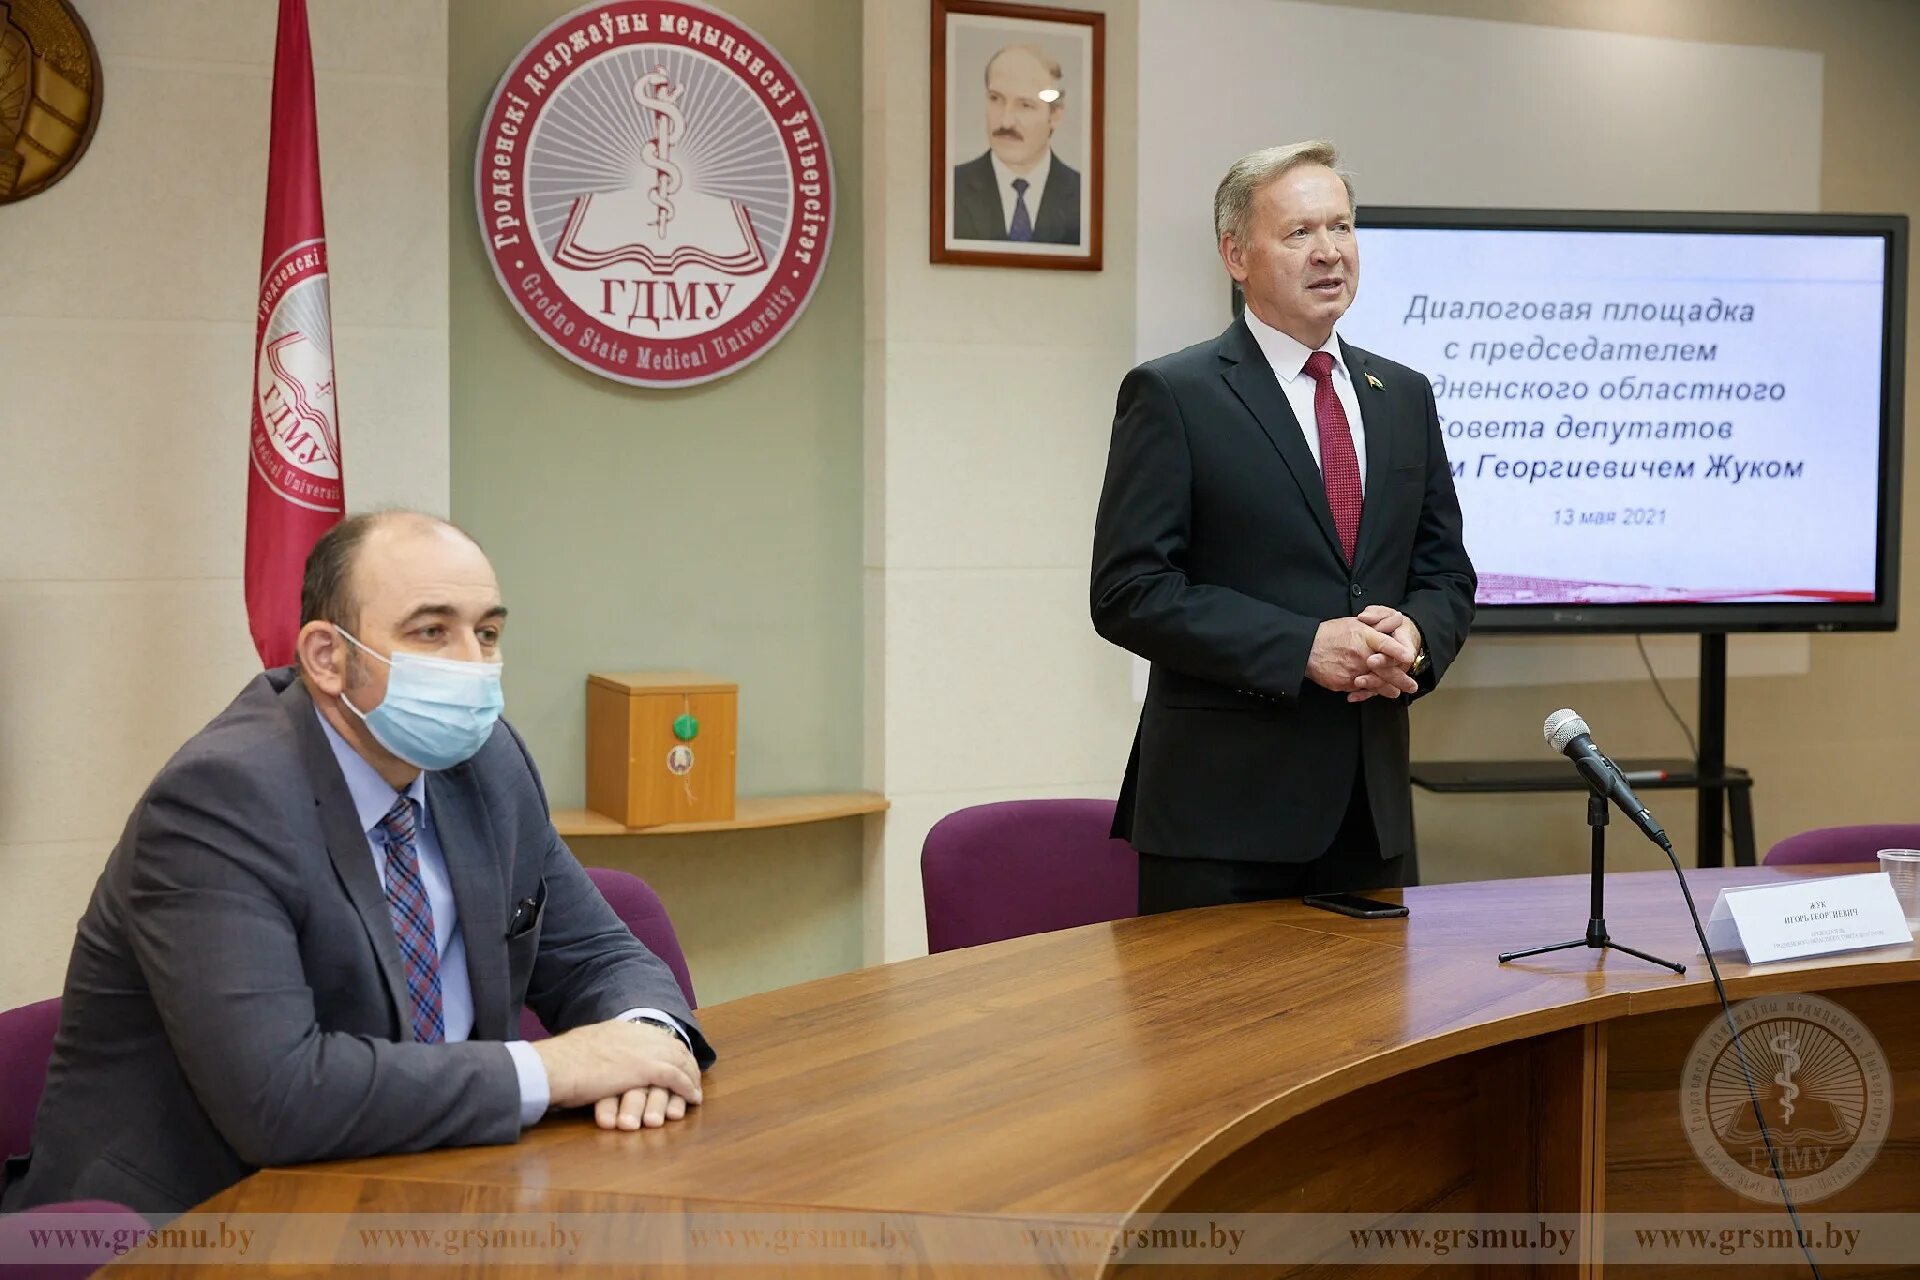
[{"left": 377, "top": 796, "right": 445, "bottom": 1044}]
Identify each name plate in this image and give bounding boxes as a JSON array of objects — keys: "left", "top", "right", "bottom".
[{"left": 1703, "top": 873, "right": 1914, "bottom": 964}]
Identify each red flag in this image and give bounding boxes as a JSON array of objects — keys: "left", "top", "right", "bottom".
[{"left": 247, "top": 0, "right": 342, "bottom": 668}]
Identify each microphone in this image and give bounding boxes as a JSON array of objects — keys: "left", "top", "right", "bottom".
[{"left": 1543, "top": 708, "right": 1670, "bottom": 849}]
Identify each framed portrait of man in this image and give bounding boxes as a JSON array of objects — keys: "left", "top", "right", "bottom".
[{"left": 930, "top": 0, "right": 1103, "bottom": 270}]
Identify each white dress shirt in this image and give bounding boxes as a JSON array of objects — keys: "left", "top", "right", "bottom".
[
  {"left": 1242, "top": 307, "right": 1367, "bottom": 495},
  {"left": 317, "top": 711, "right": 690, "bottom": 1127},
  {"left": 989, "top": 149, "right": 1052, "bottom": 235}
]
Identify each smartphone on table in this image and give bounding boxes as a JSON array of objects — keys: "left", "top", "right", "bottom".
[{"left": 1302, "top": 892, "right": 1409, "bottom": 919}]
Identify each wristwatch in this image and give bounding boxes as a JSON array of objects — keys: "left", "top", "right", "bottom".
[{"left": 627, "top": 1013, "right": 680, "bottom": 1035}]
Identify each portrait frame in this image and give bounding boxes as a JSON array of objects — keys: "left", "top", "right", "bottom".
[{"left": 929, "top": 0, "right": 1104, "bottom": 270}]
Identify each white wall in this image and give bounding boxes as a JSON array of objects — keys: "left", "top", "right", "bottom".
[
  {"left": 0, "top": 0, "right": 449, "bottom": 1010},
  {"left": 1130, "top": 0, "right": 1824, "bottom": 696},
  {"left": 862, "top": 0, "right": 1140, "bottom": 961},
  {"left": 1135, "top": 0, "right": 1821, "bottom": 360}
]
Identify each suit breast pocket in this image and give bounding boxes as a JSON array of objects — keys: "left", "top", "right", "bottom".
[
  {"left": 1389, "top": 462, "right": 1424, "bottom": 486},
  {"left": 506, "top": 878, "right": 548, "bottom": 941},
  {"left": 505, "top": 877, "right": 547, "bottom": 983}
]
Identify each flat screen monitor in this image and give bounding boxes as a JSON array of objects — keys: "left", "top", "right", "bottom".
[{"left": 1249, "top": 208, "right": 1908, "bottom": 633}]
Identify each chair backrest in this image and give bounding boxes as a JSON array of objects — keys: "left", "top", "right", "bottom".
[
  {"left": 1764, "top": 823, "right": 1920, "bottom": 867},
  {"left": 518, "top": 868, "right": 696, "bottom": 1042},
  {"left": 0, "top": 996, "right": 59, "bottom": 1162},
  {"left": 585, "top": 867, "right": 696, "bottom": 1009},
  {"left": 921, "top": 799, "right": 1137, "bottom": 953}
]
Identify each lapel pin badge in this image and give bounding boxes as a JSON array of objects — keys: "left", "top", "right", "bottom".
[{"left": 1365, "top": 373, "right": 1385, "bottom": 390}]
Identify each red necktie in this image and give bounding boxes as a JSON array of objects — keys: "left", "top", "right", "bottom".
[{"left": 1303, "top": 350, "right": 1363, "bottom": 563}]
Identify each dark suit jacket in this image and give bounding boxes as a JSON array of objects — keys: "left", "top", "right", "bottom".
[
  {"left": 2, "top": 669, "right": 713, "bottom": 1215},
  {"left": 1091, "top": 319, "right": 1476, "bottom": 864},
  {"left": 951, "top": 150, "right": 1081, "bottom": 244}
]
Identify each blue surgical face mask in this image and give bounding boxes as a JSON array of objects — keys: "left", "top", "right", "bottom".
[{"left": 336, "top": 627, "right": 505, "bottom": 771}]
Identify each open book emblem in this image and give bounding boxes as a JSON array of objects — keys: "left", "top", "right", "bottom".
[
  {"left": 551, "top": 66, "right": 768, "bottom": 277},
  {"left": 260, "top": 330, "right": 340, "bottom": 472},
  {"left": 477, "top": 6, "right": 835, "bottom": 387}
]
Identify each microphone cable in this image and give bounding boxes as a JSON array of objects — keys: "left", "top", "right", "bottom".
[
  {"left": 1638, "top": 790, "right": 1824, "bottom": 1280},
  {"left": 1542, "top": 710, "right": 1822, "bottom": 1278}
]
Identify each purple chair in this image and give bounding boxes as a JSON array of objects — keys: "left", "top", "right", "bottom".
[
  {"left": 2, "top": 999, "right": 146, "bottom": 1274},
  {"left": 1765, "top": 824, "right": 1920, "bottom": 867},
  {"left": 517, "top": 867, "right": 696, "bottom": 1040},
  {"left": 921, "top": 799, "right": 1138, "bottom": 953},
  {"left": 0, "top": 997, "right": 60, "bottom": 1168}
]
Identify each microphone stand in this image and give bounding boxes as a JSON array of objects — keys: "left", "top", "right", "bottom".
[{"left": 1498, "top": 773, "right": 1685, "bottom": 972}]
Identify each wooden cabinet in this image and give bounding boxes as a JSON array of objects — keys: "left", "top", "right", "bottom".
[{"left": 585, "top": 672, "right": 737, "bottom": 828}]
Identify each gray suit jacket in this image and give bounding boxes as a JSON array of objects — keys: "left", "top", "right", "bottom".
[{"left": 3, "top": 668, "right": 713, "bottom": 1215}]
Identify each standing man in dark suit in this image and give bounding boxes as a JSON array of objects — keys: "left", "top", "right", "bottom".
[
  {"left": 1091, "top": 141, "right": 1476, "bottom": 914},
  {"left": 950, "top": 43, "right": 1081, "bottom": 244},
  {"left": 3, "top": 512, "right": 713, "bottom": 1216}
]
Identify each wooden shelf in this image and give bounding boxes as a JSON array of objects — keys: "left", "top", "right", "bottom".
[{"left": 551, "top": 791, "right": 889, "bottom": 838}]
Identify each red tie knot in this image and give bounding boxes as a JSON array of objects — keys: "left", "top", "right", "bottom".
[{"left": 1304, "top": 350, "right": 1335, "bottom": 382}]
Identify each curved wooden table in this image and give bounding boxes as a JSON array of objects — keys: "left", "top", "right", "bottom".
[{"left": 141, "top": 865, "right": 1920, "bottom": 1277}]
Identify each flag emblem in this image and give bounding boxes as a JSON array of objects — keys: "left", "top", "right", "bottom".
[{"left": 252, "top": 243, "right": 342, "bottom": 508}]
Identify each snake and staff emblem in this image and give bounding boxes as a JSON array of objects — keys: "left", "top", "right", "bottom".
[
  {"left": 480, "top": 0, "right": 835, "bottom": 386},
  {"left": 1772, "top": 1030, "right": 1801, "bottom": 1128},
  {"left": 635, "top": 66, "right": 682, "bottom": 240},
  {"left": 547, "top": 55, "right": 769, "bottom": 280},
  {"left": 1680, "top": 993, "right": 1891, "bottom": 1203}
]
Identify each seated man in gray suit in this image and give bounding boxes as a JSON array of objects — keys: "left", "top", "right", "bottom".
[
  {"left": 950, "top": 42, "right": 1081, "bottom": 244},
  {"left": 3, "top": 511, "right": 713, "bottom": 1216}
]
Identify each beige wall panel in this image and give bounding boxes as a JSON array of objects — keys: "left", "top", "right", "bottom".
[
  {"left": 1, "top": 320, "right": 251, "bottom": 581},
  {"left": 0, "top": 63, "right": 266, "bottom": 321},
  {"left": 81, "top": 0, "right": 445, "bottom": 79},
  {"left": 862, "top": 567, "right": 887, "bottom": 784},
  {"left": 0, "top": 323, "right": 448, "bottom": 583},
  {"left": 312, "top": 77, "right": 450, "bottom": 331},
  {"left": 0, "top": 842, "right": 113, "bottom": 1010},
  {"left": 880, "top": 342, "right": 1128, "bottom": 570},
  {"left": 328, "top": 327, "right": 451, "bottom": 513},
  {"left": 0, "top": 67, "right": 444, "bottom": 327},
  {"left": 880, "top": 567, "right": 1135, "bottom": 803},
  {"left": 1134, "top": 0, "right": 1822, "bottom": 363},
  {"left": 0, "top": 580, "right": 261, "bottom": 847}
]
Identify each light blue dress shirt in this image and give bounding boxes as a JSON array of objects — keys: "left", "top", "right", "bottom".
[{"left": 316, "top": 712, "right": 688, "bottom": 1127}]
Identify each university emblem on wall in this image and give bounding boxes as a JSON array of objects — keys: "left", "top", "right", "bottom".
[
  {"left": 477, "top": 1, "right": 834, "bottom": 387},
  {"left": 0, "top": 0, "right": 103, "bottom": 204}
]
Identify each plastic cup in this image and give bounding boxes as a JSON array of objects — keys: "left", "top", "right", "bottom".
[{"left": 1876, "top": 849, "right": 1920, "bottom": 927}]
